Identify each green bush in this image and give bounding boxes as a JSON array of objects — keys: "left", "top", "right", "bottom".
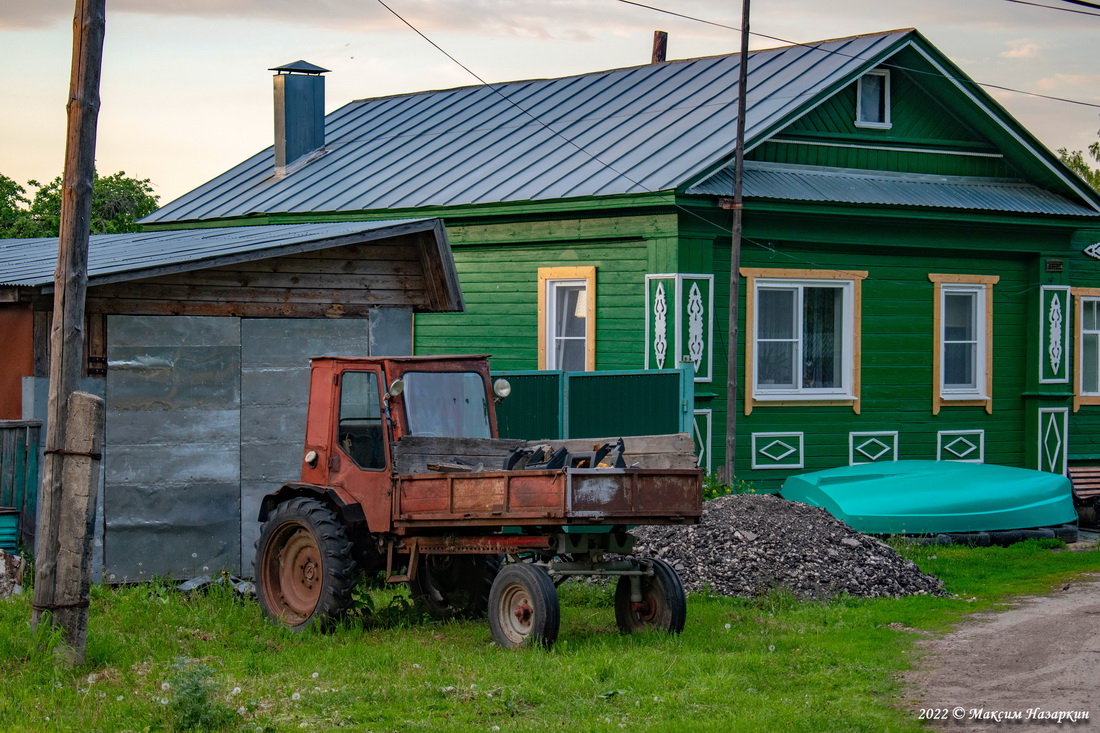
[{"left": 702, "top": 473, "right": 757, "bottom": 501}]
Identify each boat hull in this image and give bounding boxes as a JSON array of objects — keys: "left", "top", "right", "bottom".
[{"left": 779, "top": 460, "right": 1077, "bottom": 534}]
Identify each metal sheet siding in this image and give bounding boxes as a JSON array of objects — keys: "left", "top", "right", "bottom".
[
  {"left": 687, "top": 164, "right": 1098, "bottom": 215},
  {"left": 143, "top": 32, "right": 910, "bottom": 223},
  {"left": 0, "top": 219, "right": 432, "bottom": 287}
]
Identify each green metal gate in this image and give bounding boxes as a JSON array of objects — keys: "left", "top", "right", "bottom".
[
  {"left": 0, "top": 420, "right": 41, "bottom": 552},
  {"left": 492, "top": 366, "right": 693, "bottom": 441}
]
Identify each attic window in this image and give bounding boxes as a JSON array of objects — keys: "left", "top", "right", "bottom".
[{"left": 855, "top": 70, "right": 891, "bottom": 129}]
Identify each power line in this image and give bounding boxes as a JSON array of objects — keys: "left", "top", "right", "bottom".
[
  {"left": 1057, "top": 0, "right": 1100, "bottom": 10},
  {"left": 616, "top": 0, "right": 1100, "bottom": 110},
  {"left": 1002, "top": 0, "right": 1100, "bottom": 17},
  {"left": 372, "top": 0, "right": 1092, "bottom": 297}
]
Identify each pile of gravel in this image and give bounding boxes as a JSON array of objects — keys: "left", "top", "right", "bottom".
[{"left": 630, "top": 494, "right": 947, "bottom": 600}]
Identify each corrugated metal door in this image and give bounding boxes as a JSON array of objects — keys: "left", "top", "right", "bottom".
[
  {"left": 492, "top": 367, "right": 692, "bottom": 441},
  {"left": 105, "top": 316, "right": 242, "bottom": 581},
  {"left": 238, "top": 318, "right": 376, "bottom": 573},
  {"left": 492, "top": 372, "right": 563, "bottom": 440},
  {"left": 566, "top": 370, "right": 690, "bottom": 439}
]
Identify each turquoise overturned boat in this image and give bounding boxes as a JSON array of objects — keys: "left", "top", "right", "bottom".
[{"left": 779, "top": 460, "right": 1076, "bottom": 535}]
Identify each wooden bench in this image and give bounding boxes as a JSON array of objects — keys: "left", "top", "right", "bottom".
[{"left": 1068, "top": 467, "right": 1100, "bottom": 506}]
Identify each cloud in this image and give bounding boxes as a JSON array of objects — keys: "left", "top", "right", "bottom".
[
  {"left": 1035, "top": 73, "right": 1100, "bottom": 92},
  {"left": 1000, "top": 38, "right": 1041, "bottom": 59}
]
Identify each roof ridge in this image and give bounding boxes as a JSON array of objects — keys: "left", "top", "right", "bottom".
[{"left": 347, "top": 28, "right": 915, "bottom": 107}]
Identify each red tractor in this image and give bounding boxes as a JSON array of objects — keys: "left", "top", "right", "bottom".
[{"left": 254, "top": 355, "right": 702, "bottom": 648}]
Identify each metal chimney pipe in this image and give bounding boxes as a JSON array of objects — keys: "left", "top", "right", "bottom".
[
  {"left": 652, "top": 31, "right": 668, "bottom": 63},
  {"left": 270, "top": 60, "right": 329, "bottom": 175}
]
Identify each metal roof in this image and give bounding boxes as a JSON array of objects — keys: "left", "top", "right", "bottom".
[
  {"left": 686, "top": 162, "right": 1098, "bottom": 216},
  {"left": 145, "top": 30, "right": 913, "bottom": 223},
  {"left": 0, "top": 219, "right": 438, "bottom": 288}
]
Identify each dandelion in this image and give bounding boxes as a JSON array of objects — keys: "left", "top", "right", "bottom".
[
  {"left": 291, "top": 692, "right": 301, "bottom": 701},
  {"left": 412, "top": 664, "right": 420, "bottom": 669},
  {"left": 159, "top": 697, "right": 169, "bottom": 705},
  {"left": 491, "top": 727, "right": 501, "bottom": 731},
  {"left": 237, "top": 706, "right": 247, "bottom": 716},
  {"left": 724, "top": 623, "right": 731, "bottom": 630},
  {"left": 86, "top": 673, "right": 97, "bottom": 685},
  {"left": 768, "top": 644, "right": 776, "bottom": 652},
  {"left": 231, "top": 686, "right": 242, "bottom": 696},
  {"left": 116, "top": 695, "right": 124, "bottom": 701},
  {"left": 311, "top": 672, "right": 319, "bottom": 679},
  {"left": 161, "top": 682, "right": 171, "bottom": 691}
]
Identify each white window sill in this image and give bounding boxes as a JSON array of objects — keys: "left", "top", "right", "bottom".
[
  {"left": 854, "top": 121, "right": 891, "bottom": 130},
  {"left": 754, "top": 392, "right": 855, "bottom": 401}
]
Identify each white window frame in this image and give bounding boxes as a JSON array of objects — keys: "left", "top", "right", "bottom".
[
  {"left": 1072, "top": 288, "right": 1100, "bottom": 411},
  {"left": 939, "top": 283, "right": 985, "bottom": 397},
  {"left": 855, "top": 69, "right": 891, "bottom": 129},
  {"left": 929, "top": 273, "right": 998, "bottom": 415},
  {"left": 538, "top": 266, "right": 595, "bottom": 371},
  {"left": 739, "top": 268, "right": 866, "bottom": 415}
]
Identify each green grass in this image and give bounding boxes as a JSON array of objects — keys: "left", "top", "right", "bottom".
[{"left": 1, "top": 540, "right": 1098, "bottom": 732}]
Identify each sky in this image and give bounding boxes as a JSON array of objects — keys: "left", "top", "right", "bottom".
[{"left": 2, "top": 0, "right": 1098, "bottom": 206}]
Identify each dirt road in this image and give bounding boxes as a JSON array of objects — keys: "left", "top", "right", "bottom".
[{"left": 906, "top": 573, "right": 1100, "bottom": 731}]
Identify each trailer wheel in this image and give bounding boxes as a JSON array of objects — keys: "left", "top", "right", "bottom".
[
  {"left": 408, "top": 554, "right": 501, "bottom": 619},
  {"left": 255, "top": 497, "right": 355, "bottom": 630},
  {"left": 614, "top": 558, "right": 686, "bottom": 635},
  {"left": 488, "top": 564, "right": 560, "bottom": 649}
]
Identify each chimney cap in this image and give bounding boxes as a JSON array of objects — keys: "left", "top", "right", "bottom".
[{"left": 270, "top": 60, "right": 330, "bottom": 75}]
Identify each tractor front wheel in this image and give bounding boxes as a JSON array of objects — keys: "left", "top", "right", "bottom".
[{"left": 255, "top": 497, "right": 355, "bottom": 630}]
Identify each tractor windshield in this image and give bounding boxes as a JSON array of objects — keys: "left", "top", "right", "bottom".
[{"left": 402, "top": 371, "right": 491, "bottom": 438}]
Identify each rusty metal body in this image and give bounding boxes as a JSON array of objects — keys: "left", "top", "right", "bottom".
[{"left": 265, "top": 355, "right": 701, "bottom": 552}]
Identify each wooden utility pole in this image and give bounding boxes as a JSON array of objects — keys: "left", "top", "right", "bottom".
[
  {"left": 31, "top": 0, "right": 106, "bottom": 667},
  {"left": 724, "top": 0, "right": 750, "bottom": 482}
]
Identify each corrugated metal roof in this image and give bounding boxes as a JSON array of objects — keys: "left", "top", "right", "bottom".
[
  {"left": 145, "top": 31, "right": 912, "bottom": 223},
  {"left": 0, "top": 220, "right": 435, "bottom": 287},
  {"left": 686, "top": 162, "right": 1098, "bottom": 216}
]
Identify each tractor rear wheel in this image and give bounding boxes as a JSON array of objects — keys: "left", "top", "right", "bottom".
[
  {"left": 408, "top": 554, "right": 501, "bottom": 619},
  {"left": 614, "top": 558, "right": 686, "bottom": 635},
  {"left": 255, "top": 497, "right": 355, "bottom": 630},
  {"left": 488, "top": 563, "right": 560, "bottom": 649}
]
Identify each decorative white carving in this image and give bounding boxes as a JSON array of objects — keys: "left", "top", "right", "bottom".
[
  {"left": 653, "top": 282, "right": 668, "bottom": 369},
  {"left": 944, "top": 436, "right": 977, "bottom": 459},
  {"left": 1043, "top": 412, "right": 1064, "bottom": 473},
  {"left": 687, "top": 282, "right": 705, "bottom": 372},
  {"left": 855, "top": 438, "right": 891, "bottom": 461},
  {"left": 1048, "top": 293, "right": 1063, "bottom": 374},
  {"left": 1085, "top": 242, "right": 1100, "bottom": 260},
  {"left": 759, "top": 440, "right": 796, "bottom": 462}
]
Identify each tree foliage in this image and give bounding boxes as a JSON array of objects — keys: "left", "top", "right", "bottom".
[
  {"left": 1058, "top": 126, "right": 1100, "bottom": 192},
  {"left": 0, "top": 171, "right": 159, "bottom": 238}
]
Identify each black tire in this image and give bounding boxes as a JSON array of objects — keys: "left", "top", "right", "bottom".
[
  {"left": 488, "top": 563, "right": 560, "bottom": 649},
  {"left": 614, "top": 558, "right": 687, "bottom": 635},
  {"left": 1020, "top": 528, "right": 1056, "bottom": 541},
  {"left": 988, "top": 529, "right": 1023, "bottom": 547},
  {"left": 255, "top": 497, "right": 355, "bottom": 630},
  {"left": 947, "top": 532, "right": 991, "bottom": 547},
  {"left": 408, "top": 554, "right": 502, "bottom": 620},
  {"left": 1053, "top": 523, "right": 1080, "bottom": 544}
]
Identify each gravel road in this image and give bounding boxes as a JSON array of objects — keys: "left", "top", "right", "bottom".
[{"left": 906, "top": 571, "right": 1100, "bottom": 732}]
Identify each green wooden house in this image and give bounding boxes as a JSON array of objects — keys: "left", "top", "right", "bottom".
[{"left": 143, "top": 29, "right": 1100, "bottom": 486}]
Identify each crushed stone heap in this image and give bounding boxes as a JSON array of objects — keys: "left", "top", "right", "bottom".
[{"left": 630, "top": 493, "right": 947, "bottom": 600}]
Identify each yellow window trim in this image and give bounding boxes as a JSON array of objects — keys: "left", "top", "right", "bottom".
[
  {"left": 537, "top": 266, "right": 596, "bottom": 371},
  {"left": 929, "top": 273, "right": 999, "bottom": 415},
  {"left": 739, "top": 267, "right": 867, "bottom": 416},
  {"left": 1071, "top": 287, "right": 1100, "bottom": 412}
]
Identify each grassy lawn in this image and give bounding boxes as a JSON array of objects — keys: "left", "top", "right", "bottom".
[{"left": 1, "top": 540, "right": 1098, "bottom": 732}]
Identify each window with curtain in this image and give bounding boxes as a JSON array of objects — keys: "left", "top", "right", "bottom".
[
  {"left": 547, "top": 280, "right": 587, "bottom": 371},
  {"left": 856, "top": 70, "right": 890, "bottom": 128},
  {"left": 939, "top": 283, "right": 986, "bottom": 397},
  {"left": 755, "top": 280, "right": 852, "bottom": 395}
]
